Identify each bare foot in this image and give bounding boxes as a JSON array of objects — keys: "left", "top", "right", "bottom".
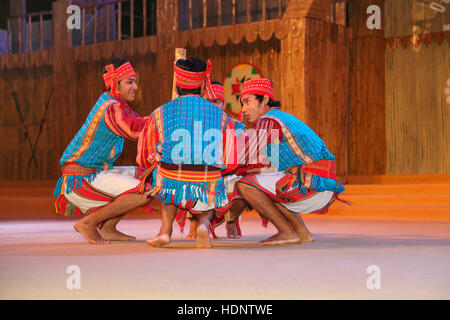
[
  {"left": 74, "top": 221, "right": 110, "bottom": 245},
  {"left": 274, "top": 203, "right": 315, "bottom": 243},
  {"left": 195, "top": 224, "right": 211, "bottom": 248},
  {"left": 185, "top": 231, "right": 196, "bottom": 240},
  {"left": 184, "top": 220, "right": 197, "bottom": 240},
  {"left": 300, "top": 233, "right": 315, "bottom": 242},
  {"left": 98, "top": 228, "right": 136, "bottom": 241},
  {"left": 258, "top": 232, "right": 301, "bottom": 246},
  {"left": 226, "top": 222, "right": 241, "bottom": 239},
  {"left": 146, "top": 233, "right": 171, "bottom": 247},
  {"left": 292, "top": 225, "right": 315, "bottom": 242}
]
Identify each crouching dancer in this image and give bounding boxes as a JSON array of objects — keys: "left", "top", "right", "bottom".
[
  {"left": 53, "top": 57, "right": 153, "bottom": 244},
  {"left": 185, "top": 81, "right": 245, "bottom": 239},
  {"left": 136, "top": 57, "right": 237, "bottom": 248},
  {"left": 235, "top": 79, "right": 348, "bottom": 246}
]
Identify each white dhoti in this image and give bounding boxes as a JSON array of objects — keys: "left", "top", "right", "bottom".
[
  {"left": 64, "top": 166, "right": 143, "bottom": 214},
  {"left": 238, "top": 172, "right": 334, "bottom": 214}
]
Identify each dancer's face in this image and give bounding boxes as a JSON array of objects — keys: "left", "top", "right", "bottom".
[
  {"left": 240, "top": 94, "right": 269, "bottom": 124},
  {"left": 210, "top": 98, "right": 225, "bottom": 110},
  {"left": 118, "top": 77, "right": 138, "bottom": 103}
]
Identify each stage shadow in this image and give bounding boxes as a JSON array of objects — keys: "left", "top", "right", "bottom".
[
  {"left": 141, "top": 233, "right": 450, "bottom": 251},
  {"left": 282, "top": 233, "right": 450, "bottom": 251}
]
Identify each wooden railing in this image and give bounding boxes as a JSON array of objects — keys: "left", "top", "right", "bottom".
[
  {"left": 4, "top": 0, "right": 157, "bottom": 53},
  {"left": 181, "top": 0, "right": 288, "bottom": 31},
  {"left": 77, "top": 0, "right": 156, "bottom": 45},
  {"left": 3, "top": 0, "right": 290, "bottom": 54},
  {"left": 6, "top": 11, "right": 53, "bottom": 54}
]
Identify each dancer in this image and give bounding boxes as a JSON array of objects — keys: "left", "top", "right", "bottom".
[
  {"left": 235, "top": 78, "right": 347, "bottom": 246},
  {"left": 137, "top": 57, "right": 237, "bottom": 248},
  {"left": 185, "top": 81, "right": 245, "bottom": 239},
  {"left": 53, "top": 57, "right": 152, "bottom": 244}
]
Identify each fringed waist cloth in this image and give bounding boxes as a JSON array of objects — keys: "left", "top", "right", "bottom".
[
  {"left": 53, "top": 162, "right": 96, "bottom": 216},
  {"left": 149, "top": 162, "right": 225, "bottom": 204},
  {"left": 53, "top": 162, "right": 99, "bottom": 197},
  {"left": 153, "top": 162, "right": 228, "bottom": 232},
  {"left": 158, "top": 162, "right": 221, "bottom": 182}
]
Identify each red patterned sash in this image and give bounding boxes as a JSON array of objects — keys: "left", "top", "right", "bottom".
[{"left": 275, "top": 160, "right": 336, "bottom": 201}]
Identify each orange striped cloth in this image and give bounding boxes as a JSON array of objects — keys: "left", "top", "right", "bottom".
[{"left": 275, "top": 160, "right": 336, "bottom": 201}]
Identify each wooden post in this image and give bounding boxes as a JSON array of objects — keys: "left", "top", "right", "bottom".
[
  {"left": 246, "top": 0, "right": 250, "bottom": 23},
  {"left": 27, "top": 15, "right": 32, "bottom": 52},
  {"left": 18, "top": 18, "right": 22, "bottom": 53},
  {"left": 157, "top": 0, "right": 179, "bottom": 102},
  {"left": 347, "top": 0, "right": 386, "bottom": 175},
  {"left": 217, "top": 0, "right": 221, "bottom": 26},
  {"left": 262, "top": 0, "right": 266, "bottom": 22},
  {"left": 280, "top": 19, "right": 307, "bottom": 121},
  {"left": 130, "top": 0, "right": 134, "bottom": 38},
  {"left": 118, "top": 2, "right": 122, "bottom": 40},
  {"left": 94, "top": 6, "right": 97, "bottom": 43},
  {"left": 203, "top": 0, "right": 207, "bottom": 28},
  {"left": 52, "top": 0, "right": 76, "bottom": 150},
  {"left": 188, "top": 0, "right": 192, "bottom": 30},
  {"left": 157, "top": 0, "right": 178, "bottom": 33},
  {"left": 232, "top": 0, "right": 236, "bottom": 25},
  {"left": 39, "top": 14, "right": 44, "bottom": 50},
  {"left": 7, "top": 19, "right": 11, "bottom": 53},
  {"left": 143, "top": 0, "right": 147, "bottom": 36},
  {"left": 106, "top": 4, "right": 110, "bottom": 42},
  {"left": 278, "top": 0, "right": 282, "bottom": 19},
  {"left": 9, "top": 0, "right": 26, "bottom": 54},
  {"left": 280, "top": 0, "right": 350, "bottom": 179},
  {"left": 81, "top": 8, "right": 85, "bottom": 45}
]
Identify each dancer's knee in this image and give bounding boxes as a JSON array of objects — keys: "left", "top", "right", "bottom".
[{"left": 236, "top": 181, "right": 247, "bottom": 195}]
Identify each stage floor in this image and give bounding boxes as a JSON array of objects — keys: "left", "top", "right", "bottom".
[{"left": 1, "top": 216, "right": 449, "bottom": 300}]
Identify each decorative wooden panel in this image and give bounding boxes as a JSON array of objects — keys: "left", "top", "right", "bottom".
[{"left": 385, "top": 40, "right": 450, "bottom": 174}]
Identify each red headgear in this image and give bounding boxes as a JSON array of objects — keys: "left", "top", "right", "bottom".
[
  {"left": 174, "top": 59, "right": 216, "bottom": 100},
  {"left": 209, "top": 83, "right": 225, "bottom": 103},
  {"left": 240, "top": 78, "right": 274, "bottom": 101},
  {"left": 102, "top": 62, "right": 137, "bottom": 99}
]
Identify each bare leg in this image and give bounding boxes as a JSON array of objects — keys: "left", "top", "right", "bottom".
[
  {"left": 236, "top": 182, "right": 301, "bottom": 246},
  {"left": 226, "top": 199, "right": 247, "bottom": 238},
  {"left": 227, "top": 199, "right": 247, "bottom": 222},
  {"left": 98, "top": 214, "right": 136, "bottom": 241},
  {"left": 146, "top": 203, "right": 177, "bottom": 247},
  {"left": 275, "top": 203, "right": 314, "bottom": 242},
  {"left": 74, "top": 192, "right": 152, "bottom": 245},
  {"left": 195, "top": 210, "right": 213, "bottom": 248},
  {"left": 226, "top": 221, "right": 240, "bottom": 238},
  {"left": 185, "top": 216, "right": 198, "bottom": 240}
]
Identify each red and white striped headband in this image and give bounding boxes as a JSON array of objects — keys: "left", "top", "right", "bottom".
[
  {"left": 240, "top": 78, "right": 274, "bottom": 100},
  {"left": 103, "top": 62, "right": 137, "bottom": 98},
  {"left": 209, "top": 83, "right": 225, "bottom": 103},
  {"left": 174, "top": 59, "right": 216, "bottom": 100}
]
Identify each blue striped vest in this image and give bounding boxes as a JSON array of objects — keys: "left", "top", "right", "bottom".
[
  {"left": 261, "top": 109, "right": 344, "bottom": 194},
  {"left": 53, "top": 92, "right": 124, "bottom": 196}
]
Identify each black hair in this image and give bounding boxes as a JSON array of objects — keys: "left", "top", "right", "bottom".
[
  {"left": 240, "top": 94, "right": 281, "bottom": 108},
  {"left": 102, "top": 57, "right": 129, "bottom": 74},
  {"left": 211, "top": 80, "right": 222, "bottom": 86},
  {"left": 175, "top": 56, "right": 207, "bottom": 96},
  {"left": 255, "top": 94, "right": 281, "bottom": 108}
]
